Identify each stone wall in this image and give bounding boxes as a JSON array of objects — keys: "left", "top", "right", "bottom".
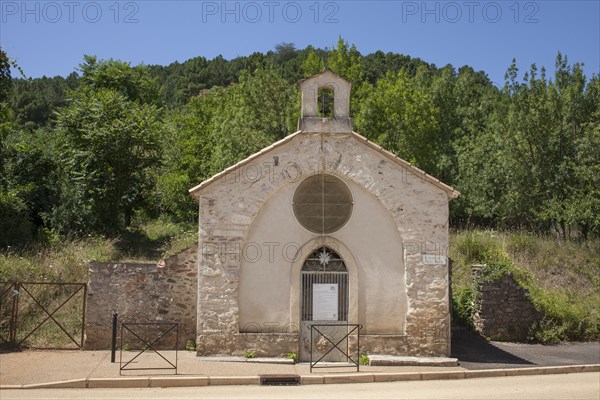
[
  {"left": 192, "top": 131, "right": 455, "bottom": 358},
  {"left": 84, "top": 246, "right": 197, "bottom": 350},
  {"left": 472, "top": 265, "right": 540, "bottom": 341}
]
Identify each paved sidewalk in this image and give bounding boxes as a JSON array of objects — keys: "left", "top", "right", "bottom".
[
  {"left": 1, "top": 341, "right": 598, "bottom": 388},
  {"left": 0, "top": 350, "right": 463, "bottom": 386}
]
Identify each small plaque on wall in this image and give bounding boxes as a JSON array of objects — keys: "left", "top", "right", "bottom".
[
  {"left": 312, "top": 284, "right": 338, "bottom": 321},
  {"left": 422, "top": 254, "right": 447, "bottom": 265}
]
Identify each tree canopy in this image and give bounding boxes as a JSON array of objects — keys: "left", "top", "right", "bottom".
[{"left": 3, "top": 41, "right": 599, "bottom": 245}]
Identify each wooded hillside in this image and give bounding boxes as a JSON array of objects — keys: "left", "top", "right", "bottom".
[{"left": 1, "top": 38, "right": 599, "bottom": 246}]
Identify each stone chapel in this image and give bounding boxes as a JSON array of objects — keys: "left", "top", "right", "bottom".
[{"left": 188, "top": 70, "right": 459, "bottom": 361}]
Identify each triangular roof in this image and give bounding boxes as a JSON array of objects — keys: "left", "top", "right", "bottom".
[
  {"left": 190, "top": 70, "right": 459, "bottom": 200},
  {"left": 189, "top": 130, "right": 460, "bottom": 200}
]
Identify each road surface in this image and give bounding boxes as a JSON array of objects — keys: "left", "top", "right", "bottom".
[{"left": 1, "top": 372, "right": 599, "bottom": 400}]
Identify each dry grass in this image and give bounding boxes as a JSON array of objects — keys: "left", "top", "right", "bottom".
[
  {"left": 0, "top": 219, "right": 198, "bottom": 283},
  {"left": 450, "top": 229, "right": 600, "bottom": 342}
]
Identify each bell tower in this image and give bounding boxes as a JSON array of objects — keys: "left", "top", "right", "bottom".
[{"left": 298, "top": 70, "right": 354, "bottom": 134}]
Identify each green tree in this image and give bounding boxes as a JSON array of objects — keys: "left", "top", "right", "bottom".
[
  {"left": 210, "top": 67, "right": 298, "bottom": 172},
  {"left": 327, "top": 37, "right": 364, "bottom": 85},
  {"left": 51, "top": 58, "right": 162, "bottom": 234},
  {"left": 354, "top": 70, "right": 439, "bottom": 173},
  {"left": 157, "top": 66, "right": 298, "bottom": 221},
  {"left": 79, "top": 55, "right": 160, "bottom": 104},
  {"left": 498, "top": 57, "right": 582, "bottom": 235},
  {"left": 157, "top": 87, "right": 226, "bottom": 221},
  {"left": 301, "top": 46, "right": 325, "bottom": 77},
  {"left": 0, "top": 48, "right": 11, "bottom": 122}
]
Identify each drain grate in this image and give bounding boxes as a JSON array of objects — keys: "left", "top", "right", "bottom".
[{"left": 259, "top": 374, "right": 301, "bottom": 386}]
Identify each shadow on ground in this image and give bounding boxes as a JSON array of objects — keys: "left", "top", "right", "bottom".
[
  {"left": 114, "top": 229, "right": 170, "bottom": 260},
  {"left": 451, "top": 325, "right": 534, "bottom": 369}
]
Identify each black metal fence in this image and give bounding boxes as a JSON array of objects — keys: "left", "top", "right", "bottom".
[
  {"left": 0, "top": 281, "right": 87, "bottom": 350},
  {"left": 119, "top": 322, "right": 179, "bottom": 375},
  {"left": 310, "top": 323, "right": 362, "bottom": 372}
]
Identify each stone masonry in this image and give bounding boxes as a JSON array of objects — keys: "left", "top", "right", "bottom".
[
  {"left": 472, "top": 265, "right": 541, "bottom": 341},
  {"left": 189, "top": 71, "right": 459, "bottom": 358},
  {"left": 84, "top": 246, "right": 197, "bottom": 350}
]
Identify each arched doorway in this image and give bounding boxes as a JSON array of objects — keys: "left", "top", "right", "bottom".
[{"left": 299, "top": 246, "right": 350, "bottom": 362}]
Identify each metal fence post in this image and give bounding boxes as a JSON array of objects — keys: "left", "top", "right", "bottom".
[
  {"left": 10, "top": 282, "right": 20, "bottom": 347},
  {"left": 111, "top": 311, "right": 118, "bottom": 363}
]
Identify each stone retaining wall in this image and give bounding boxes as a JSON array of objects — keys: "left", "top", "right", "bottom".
[
  {"left": 84, "top": 246, "right": 197, "bottom": 350},
  {"left": 472, "top": 265, "right": 540, "bottom": 341}
]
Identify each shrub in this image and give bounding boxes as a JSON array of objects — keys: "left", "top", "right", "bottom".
[
  {"left": 287, "top": 352, "right": 298, "bottom": 363},
  {"left": 186, "top": 339, "right": 197, "bottom": 351}
]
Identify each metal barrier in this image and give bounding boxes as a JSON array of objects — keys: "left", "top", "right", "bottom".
[
  {"left": 119, "top": 322, "right": 179, "bottom": 375},
  {"left": 310, "top": 323, "right": 362, "bottom": 373},
  {"left": 0, "top": 281, "right": 86, "bottom": 349}
]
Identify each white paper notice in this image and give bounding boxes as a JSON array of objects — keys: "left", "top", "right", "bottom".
[
  {"left": 422, "top": 254, "right": 447, "bottom": 265},
  {"left": 313, "top": 283, "right": 338, "bottom": 321}
]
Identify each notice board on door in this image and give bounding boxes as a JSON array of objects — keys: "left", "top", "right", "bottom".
[{"left": 312, "top": 283, "right": 338, "bottom": 321}]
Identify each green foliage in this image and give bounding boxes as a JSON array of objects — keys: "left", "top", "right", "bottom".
[
  {"left": 0, "top": 47, "right": 11, "bottom": 117},
  {"left": 359, "top": 354, "right": 369, "bottom": 366},
  {"left": 2, "top": 43, "right": 599, "bottom": 254},
  {"left": 301, "top": 46, "right": 324, "bottom": 77},
  {"left": 10, "top": 75, "right": 76, "bottom": 130},
  {"left": 52, "top": 84, "right": 161, "bottom": 234},
  {"left": 528, "top": 288, "right": 599, "bottom": 343},
  {"left": 355, "top": 70, "right": 439, "bottom": 173},
  {"left": 450, "top": 230, "right": 600, "bottom": 342},
  {"left": 186, "top": 339, "right": 197, "bottom": 351},
  {"left": 157, "top": 66, "right": 298, "bottom": 222},
  {"left": 79, "top": 55, "right": 160, "bottom": 104},
  {"left": 244, "top": 350, "right": 256, "bottom": 359},
  {"left": 0, "top": 124, "right": 58, "bottom": 246},
  {"left": 287, "top": 352, "right": 299, "bottom": 363},
  {"left": 452, "top": 286, "right": 474, "bottom": 328},
  {"left": 327, "top": 37, "right": 364, "bottom": 85}
]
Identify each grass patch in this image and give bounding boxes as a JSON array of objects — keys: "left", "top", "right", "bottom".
[
  {"left": 450, "top": 230, "right": 600, "bottom": 343},
  {"left": 0, "top": 236, "right": 120, "bottom": 282},
  {"left": 0, "top": 218, "right": 197, "bottom": 283}
]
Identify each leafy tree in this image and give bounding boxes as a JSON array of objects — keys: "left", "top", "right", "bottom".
[
  {"left": 79, "top": 55, "right": 160, "bottom": 104},
  {"left": 210, "top": 67, "right": 298, "bottom": 171},
  {"left": 0, "top": 48, "right": 12, "bottom": 122},
  {"left": 157, "top": 66, "right": 299, "bottom": 221},
  {"left": 354, "top": 70, "right": 439, "bottom": 173},
  {"left": 10, "top": 75, "right": 77, "bottom": 130},
  {"left": 157, "top": 87, "right": 226, "bottom": 221},
  {"left": 0, "top": 49, "right": 10, "bottom": 103},
  {"left": 51, "top": 59, "right": 162, "bottom": 234},
  {"left": 301, "top": 46, "right": 325, "bottom": 77},
  {"left": 327, "top": 37, "right": 364, "bottom": 85}
]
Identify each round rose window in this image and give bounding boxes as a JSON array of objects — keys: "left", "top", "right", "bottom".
[{"left": 293, "top": 174, "right": 353, "bottom": 234}]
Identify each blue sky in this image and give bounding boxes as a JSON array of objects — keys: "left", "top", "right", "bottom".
[{"left": 1, "top": 0, "right": 598, "bottom": 85}]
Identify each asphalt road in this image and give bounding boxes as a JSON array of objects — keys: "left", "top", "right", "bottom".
[
  {"left": 451, "top": 327, "right": 600, "bottom": 369},
  {"left": 1, "top": 372, "right": 599, "bottom": 400}
]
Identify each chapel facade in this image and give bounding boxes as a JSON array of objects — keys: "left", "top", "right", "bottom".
[{"left": 189, "top": 70, "right": 459, "bottom": 360}]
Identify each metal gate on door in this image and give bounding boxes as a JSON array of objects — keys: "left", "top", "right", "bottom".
[{"left": 299, "top": 247, "right": 349, "bottom": 362}]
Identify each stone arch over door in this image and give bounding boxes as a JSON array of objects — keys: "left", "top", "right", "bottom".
[
  {"left": 289, "top": 236, "right": 359, "bottom": 334},
  {"left": 290, "top": 237, "right": 359, "bottom": 362}
]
